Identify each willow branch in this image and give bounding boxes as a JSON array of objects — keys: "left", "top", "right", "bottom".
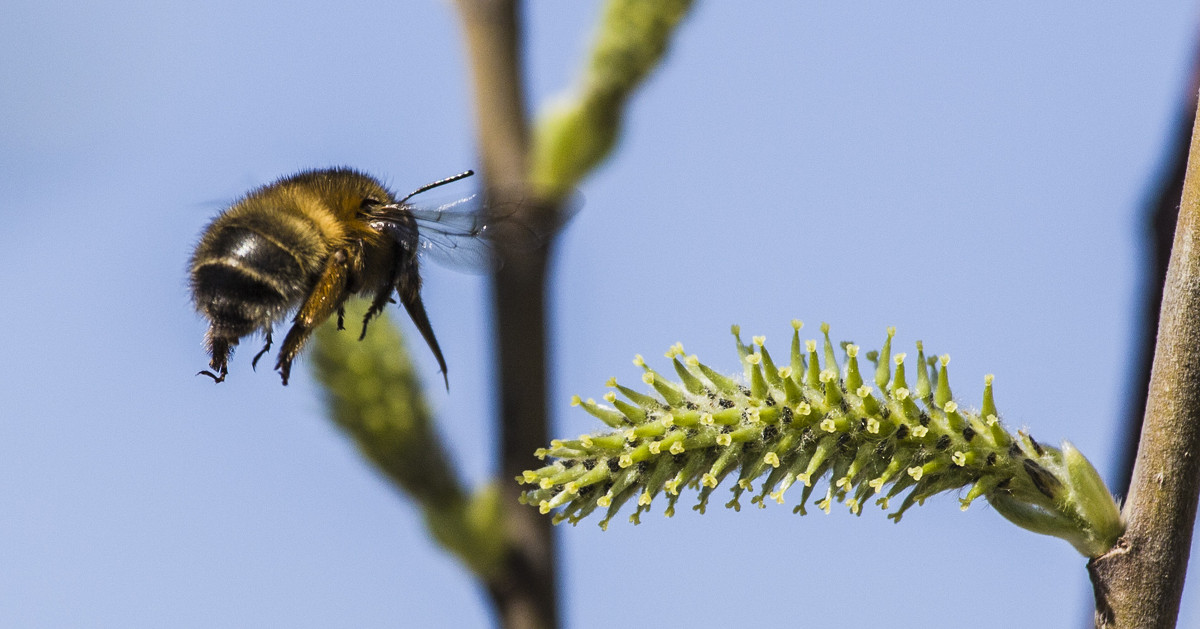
[
  {"left": 456, "top": 0, "right": 529, "bottom": 186},
  {"left": 454, "top": 2, "right": 559, "bottom": 629},
  {"left": 1115, "top": 38, "right": 1200, "bottom": 501},
  {"left": 453, "top": 2, "right": 696, "bottom": 626},
  {"left": 1090, "top": 94, "right": 1200, "bottom": 628}
]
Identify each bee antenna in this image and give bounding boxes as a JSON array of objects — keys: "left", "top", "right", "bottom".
[{"left": 399, "top": 170, "right": 475, "bottom": 204}]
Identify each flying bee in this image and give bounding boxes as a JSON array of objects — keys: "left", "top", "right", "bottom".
[{"left": 190, "top": 167, "right": 500, "bottom": 387}]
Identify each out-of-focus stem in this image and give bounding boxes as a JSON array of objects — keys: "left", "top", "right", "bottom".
[{"left": 454, "top": 2, "right": 560, "bottom": 629}]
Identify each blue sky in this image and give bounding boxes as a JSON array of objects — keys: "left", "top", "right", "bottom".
[{"left": 3, "top": 2, "right": 1199, "bottom": 627}]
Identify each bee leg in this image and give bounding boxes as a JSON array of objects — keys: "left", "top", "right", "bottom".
[
  {"left": 276, "top": 249, "right": 354, "bottom": 386},
  {"left": 197, "top": 368, "right": 226, "bottom": 382},
  {"left": 199, "top": 336, "right": 232, "bottom": 383},
  {"left": 250, "top": 330, "right": 273, "bottom": 371},
  {"left": 369, "top": 219, "right": 447, "bottom": 388},
  {"left": 359, "top": 287, "right": 393, "bottom": 341},
  {"left": 360, "top": 245, "right": 402, "bottom": 341},
  {"left": 396, "top": 265, "right": 449, "bottom": 390},
  {"left": 336, "top": 307, "right": 346, "bottom": 331}
]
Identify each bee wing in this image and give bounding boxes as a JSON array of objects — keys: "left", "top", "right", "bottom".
[
  {"left": 409, "top": 192, "right": 581, "bottom": 273},
  {"left": 408, "top": 195, "right": 501, "bottom": 273}
]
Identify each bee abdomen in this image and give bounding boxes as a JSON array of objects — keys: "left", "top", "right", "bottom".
[
  {"left": 191, "top": 226, "right": 316, "bottom": 337},
  {"left": 191, "top": 264, "right": 288, "bottom": 337},
  {"left": 201, "top": 225, "right": 309, "bottom": 280}
]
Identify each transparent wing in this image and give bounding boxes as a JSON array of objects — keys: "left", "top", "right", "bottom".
[
  {"left": 408, "top": 194, "right": 501, "bottom": 273},
  {"left": 407, "top": 192, "right": 580, "bottom": 273}
]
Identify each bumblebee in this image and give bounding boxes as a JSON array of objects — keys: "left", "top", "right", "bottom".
[{"left": 189, "top": 167, "right": 480, "bottom": 386}]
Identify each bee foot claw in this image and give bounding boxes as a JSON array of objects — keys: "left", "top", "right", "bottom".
[{"left": 198, "top": 369, "right": 226, "bottom": 383}]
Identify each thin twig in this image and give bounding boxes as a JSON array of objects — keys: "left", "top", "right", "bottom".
[{"left": 454, "top": 2, "right": 560, "bottom": 628}]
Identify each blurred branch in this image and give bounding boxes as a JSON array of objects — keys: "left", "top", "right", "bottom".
[
  {"left": 454, "top": 2, "right": 695, "bottom": 628},
  {"left": 530, "top": 0, "right": 694, "bottom": 199},
  {"left": 311, "top": 308, "right": 504, "bottom": 579},
  {"left": 456, "top": 0, "right": 530, "bottom": 188},
  {"left": 1089, "top": 95, "right": 1200, "bottom": 628},
  {"left": 454, "top": 2, "right": 558, "bottom": 629}
]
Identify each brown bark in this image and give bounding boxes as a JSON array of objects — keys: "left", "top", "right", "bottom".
[
  {"left": 1090, "top": 94, "right": 1200, "bottom": 628},
  {"left": 1115, "top": 47, "right": 1200, "bottom": 501},
  {"left": 454, "top": 2, "right": 560, "bottom": 628}
]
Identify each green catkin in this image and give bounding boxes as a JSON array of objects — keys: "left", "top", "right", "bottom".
[{"left": 520, "top": 323, "right": 1126, "bottom": 557}]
